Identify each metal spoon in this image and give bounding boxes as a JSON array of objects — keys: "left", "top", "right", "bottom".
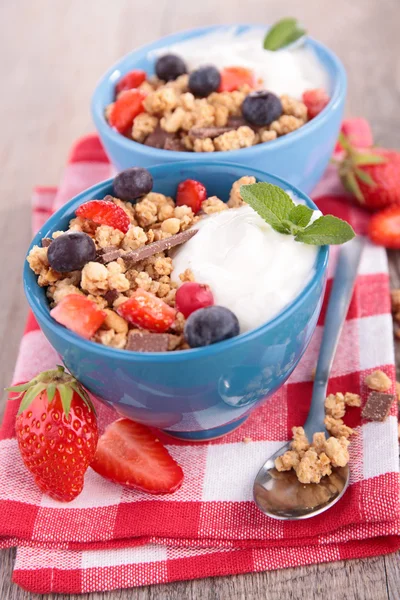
[{"left": 253, "top": 236, "right": 365, "bottom": 520}]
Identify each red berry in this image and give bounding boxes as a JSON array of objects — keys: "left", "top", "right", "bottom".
[
  {"left": 176, "top": 179, "right": 207, "bottom": 214},
  {"left": 9, "top": 366, "right": 98, "bottom": 502},
  {"left": 108, "top": 89, "right": 145, "bottom": 133},
  {"left": 218, "top": 66, "right": 255, "bottom": 92},
  {"left": 51, "top": 294, "right": 106, "bottom": 339},
  {"left": 116, "top": 70, "right": 146, "bottom": 95},
  {"left": 368, "top": 206, "right": 400, "bottom": 249},
  {"left": 117, "top": 290, "right": 176, "bottom": 333},
  {"left": 76, "top": 199, "right": 130, "bottom": 233},
  {"left": 302, "top": 88, "right": 330, "bottom": 119},
  {"left": 91, "top": 418, "right": 184, "bottom": 494},
  {"left": 335, "top": 118, "right": 373, "bottom": 153},
  {"left": 175, "top": 282, "right": 214, "bottom": 318}
]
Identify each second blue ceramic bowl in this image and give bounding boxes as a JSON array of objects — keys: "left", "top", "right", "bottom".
[
  {"left": 24, "top": 161, "right": 328, "bottom": 441},
  {"left": 91, "top": 24, "right": 346, "bottom": 194}
]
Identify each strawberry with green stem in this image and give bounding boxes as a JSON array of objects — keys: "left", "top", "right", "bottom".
[
  {"left": 335, "top": 133, "right": 400, "bottom": 211},
  {"left": 7, "top": 366, "right": 98, "bottom": 502}
]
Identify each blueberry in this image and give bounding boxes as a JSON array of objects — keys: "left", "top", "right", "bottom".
[
  {"left": 155, "top": 54, "right": 187, "bottom": 82},
  {"left": 113, "top": 167, "right": 153, "bottom": 203},
  {"left": 242, "top": 90, "right": 283, "bottom": 126},
  {"left": 184, "top": 306, "right": 240, "bottom": 348},
  {"left": 47, "top": 232, "right": 96, "bottom": 272},
  {"left": 188, "top": 66, "right": 221, "bottom": 98}
]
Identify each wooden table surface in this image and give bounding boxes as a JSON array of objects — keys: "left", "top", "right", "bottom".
[{"left": 1, "top": 0, "right": 400, "bottom": 598}]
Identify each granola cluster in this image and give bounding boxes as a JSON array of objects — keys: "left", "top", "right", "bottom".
[
  {"left": 275, "top": 391, "right": 361, "bottom": 484},
  {"left": 106, "top": 71, "right": 309, "bottom": 152},
  {"left": 27, "top": 177, "right": 247, "bottom": 352}
]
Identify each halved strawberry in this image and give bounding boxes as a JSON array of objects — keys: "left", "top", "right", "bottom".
[
  {"left": 368, "top": 206, "right": 400, "bottom": 249},
  {"left": 91, "top": 418, "right": 184, "bottom": 494},
  {"left": 176, "top": 179, "right": 207, "bottom": 214},
  {"left": 117, "top": 290, "right": 176, "bottom": 333},
  {"left": 116, "top": 70, "right": 146, "bottom": 95},
  {"left": 335, "top": 118, "right": 373, "bottom": 153},
  {"left": 108, "top": 89, "right": 146, "bottom": 133},
  {"left": 302, "top": 88, "right": 330, "bottom": 119},
  {"left": 76, "top": 199, "right": 130, "bottom": 233},
  {"left": 50, "top": 294, "right": 106, "bottom": 339},
  {"left": 218, "top": 67, "right": 255, "bottom": 92}
]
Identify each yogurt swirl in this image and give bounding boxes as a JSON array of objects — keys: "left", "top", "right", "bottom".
[{"left": 171, "top": 204, "right": 319, "bottom": 332}]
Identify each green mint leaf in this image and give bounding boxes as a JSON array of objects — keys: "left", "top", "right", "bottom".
[
  {"left": 263, "top": 17, "right": 306, "bottom": 51},
  {"left": 240, "top": 183, "right": 295, "bottom": 234},
  {"left": 279, "top": 26, "right": 306, "bottom": 47},
  {"left": 295, "top": 215, "right": 356, "bottom": 246},
  {"left": 288, "top": 204, "right": 313, "bottom": 228}
]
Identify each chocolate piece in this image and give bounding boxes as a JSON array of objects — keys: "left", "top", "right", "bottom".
[
  {"left": 97, "top": 246, "right": 120, "bottom": 255},
  {"left": 227, "top": 116, "right": 248, "bottom": 128},
  {"left": 103, "top": 289, "right": 119, "bottom": 307},
  {"left": 144, "top": 126, "right": 170, "bottom": 149},
  {"left": 189, "top": 126, "right": 235, "bottom": 139},
  {"left": 362, "top": 391, "right": 395, "bottom": 422},
  {"left": 164, "top": 135, "right": 187, "bottom": 151},
  {"left": 97, "top": 248, "right": 122, "bottom": 264},
  {"left": 123, "top": 228, "right": 198, "bottom": 265},
  {"left": 41, "top": 237, "right": 53, "bottom": 248},
  {"left": 126, "top": 331, "right": 170, "bottom": 352},
  {"left": 226, "top": 116, "right": 261, "bottom": 133}
]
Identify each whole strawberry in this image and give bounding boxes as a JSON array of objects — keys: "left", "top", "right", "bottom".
[
  {"left": 337, "top": 133, "right": 400, "bottom": 211},
  {"left": 8, "top": 366, "right": 98, "bottom": 502}
]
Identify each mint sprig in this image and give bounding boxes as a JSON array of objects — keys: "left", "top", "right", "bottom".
[
  {"left": 240, "top": 183, "right": 355, "bottom": 246},
  {"left": 263, "top": 17, "right": 306, "bottom": 51}
]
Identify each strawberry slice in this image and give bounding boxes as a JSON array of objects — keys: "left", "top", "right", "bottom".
[
  {"left": 91, "top": 418, "right": 184, "bottom": 494},
  {"left": 116, "top": 70, "right": 146, "bottom": 95},
  {"left": 176, "top": 179, "right": 207, "bottom": 214},
  {"left": 302, "top": 88, "right": 330, "bottom": 119},
  {"left": 108, "top": 89, "right": 146, "bottom": 133},
  {"left": 218, "top": 66, "right": 255, "bottom": 92},
  {"left": 335, "top": 118, "right": 373, "bottom": 153},
  {"left": 76, "top": 199, "right": 130, "bottom": 233},
  {"left": 368, "top": 206, "right": 400, "bottom": 249},
  {"left": 50, "top": 294, "right": 106, "bottom": 339},
  {"left": 117, "top": 290, "right": 176, "bottom": 333}
]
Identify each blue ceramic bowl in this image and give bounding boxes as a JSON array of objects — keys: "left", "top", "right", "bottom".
[
  {"left": 91, "top": 24, "right": 346, "bottom": 195},
  {"left": 24, "top": 162, "right": 328, "bottom": 441}
]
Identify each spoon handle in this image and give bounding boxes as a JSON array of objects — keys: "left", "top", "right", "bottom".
[{"left": 303, "top": 236, "right": 365, "bottom": 439}]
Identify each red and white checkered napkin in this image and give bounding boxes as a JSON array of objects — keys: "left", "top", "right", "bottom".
[{"left": 1, "top": 130, "right": 400, "bottom": 594}]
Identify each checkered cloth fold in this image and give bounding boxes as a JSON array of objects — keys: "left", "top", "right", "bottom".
[{"left": 1, "top": 130, "right": 399, "bottom": 594}]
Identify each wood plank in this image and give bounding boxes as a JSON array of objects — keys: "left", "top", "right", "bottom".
[{"left": 1, "top": 0, "right": 399, "bottom": 598}]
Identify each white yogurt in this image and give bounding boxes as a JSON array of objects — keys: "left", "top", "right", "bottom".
[
  {"left": 151, "top": 28, "right": 330, "bottom": 100},
  {"left": 171, "top": 204, "right": 320, "bottom": 333}
]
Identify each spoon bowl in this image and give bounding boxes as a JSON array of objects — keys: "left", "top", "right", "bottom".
[{"left": 253, "top": 442, "right": 350, "bottom": 520}]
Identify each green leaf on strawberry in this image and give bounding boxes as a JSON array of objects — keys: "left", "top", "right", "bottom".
[{"left": 337, "top": 133, "right": 400, "bottom": 210}]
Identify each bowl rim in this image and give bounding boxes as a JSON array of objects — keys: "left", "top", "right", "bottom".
[
  {"left": 91, "top": 23, "right": 347, "bottom": 160},
  {"left": 24, "top": 160, "right": 329, "bottom": 362}
]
